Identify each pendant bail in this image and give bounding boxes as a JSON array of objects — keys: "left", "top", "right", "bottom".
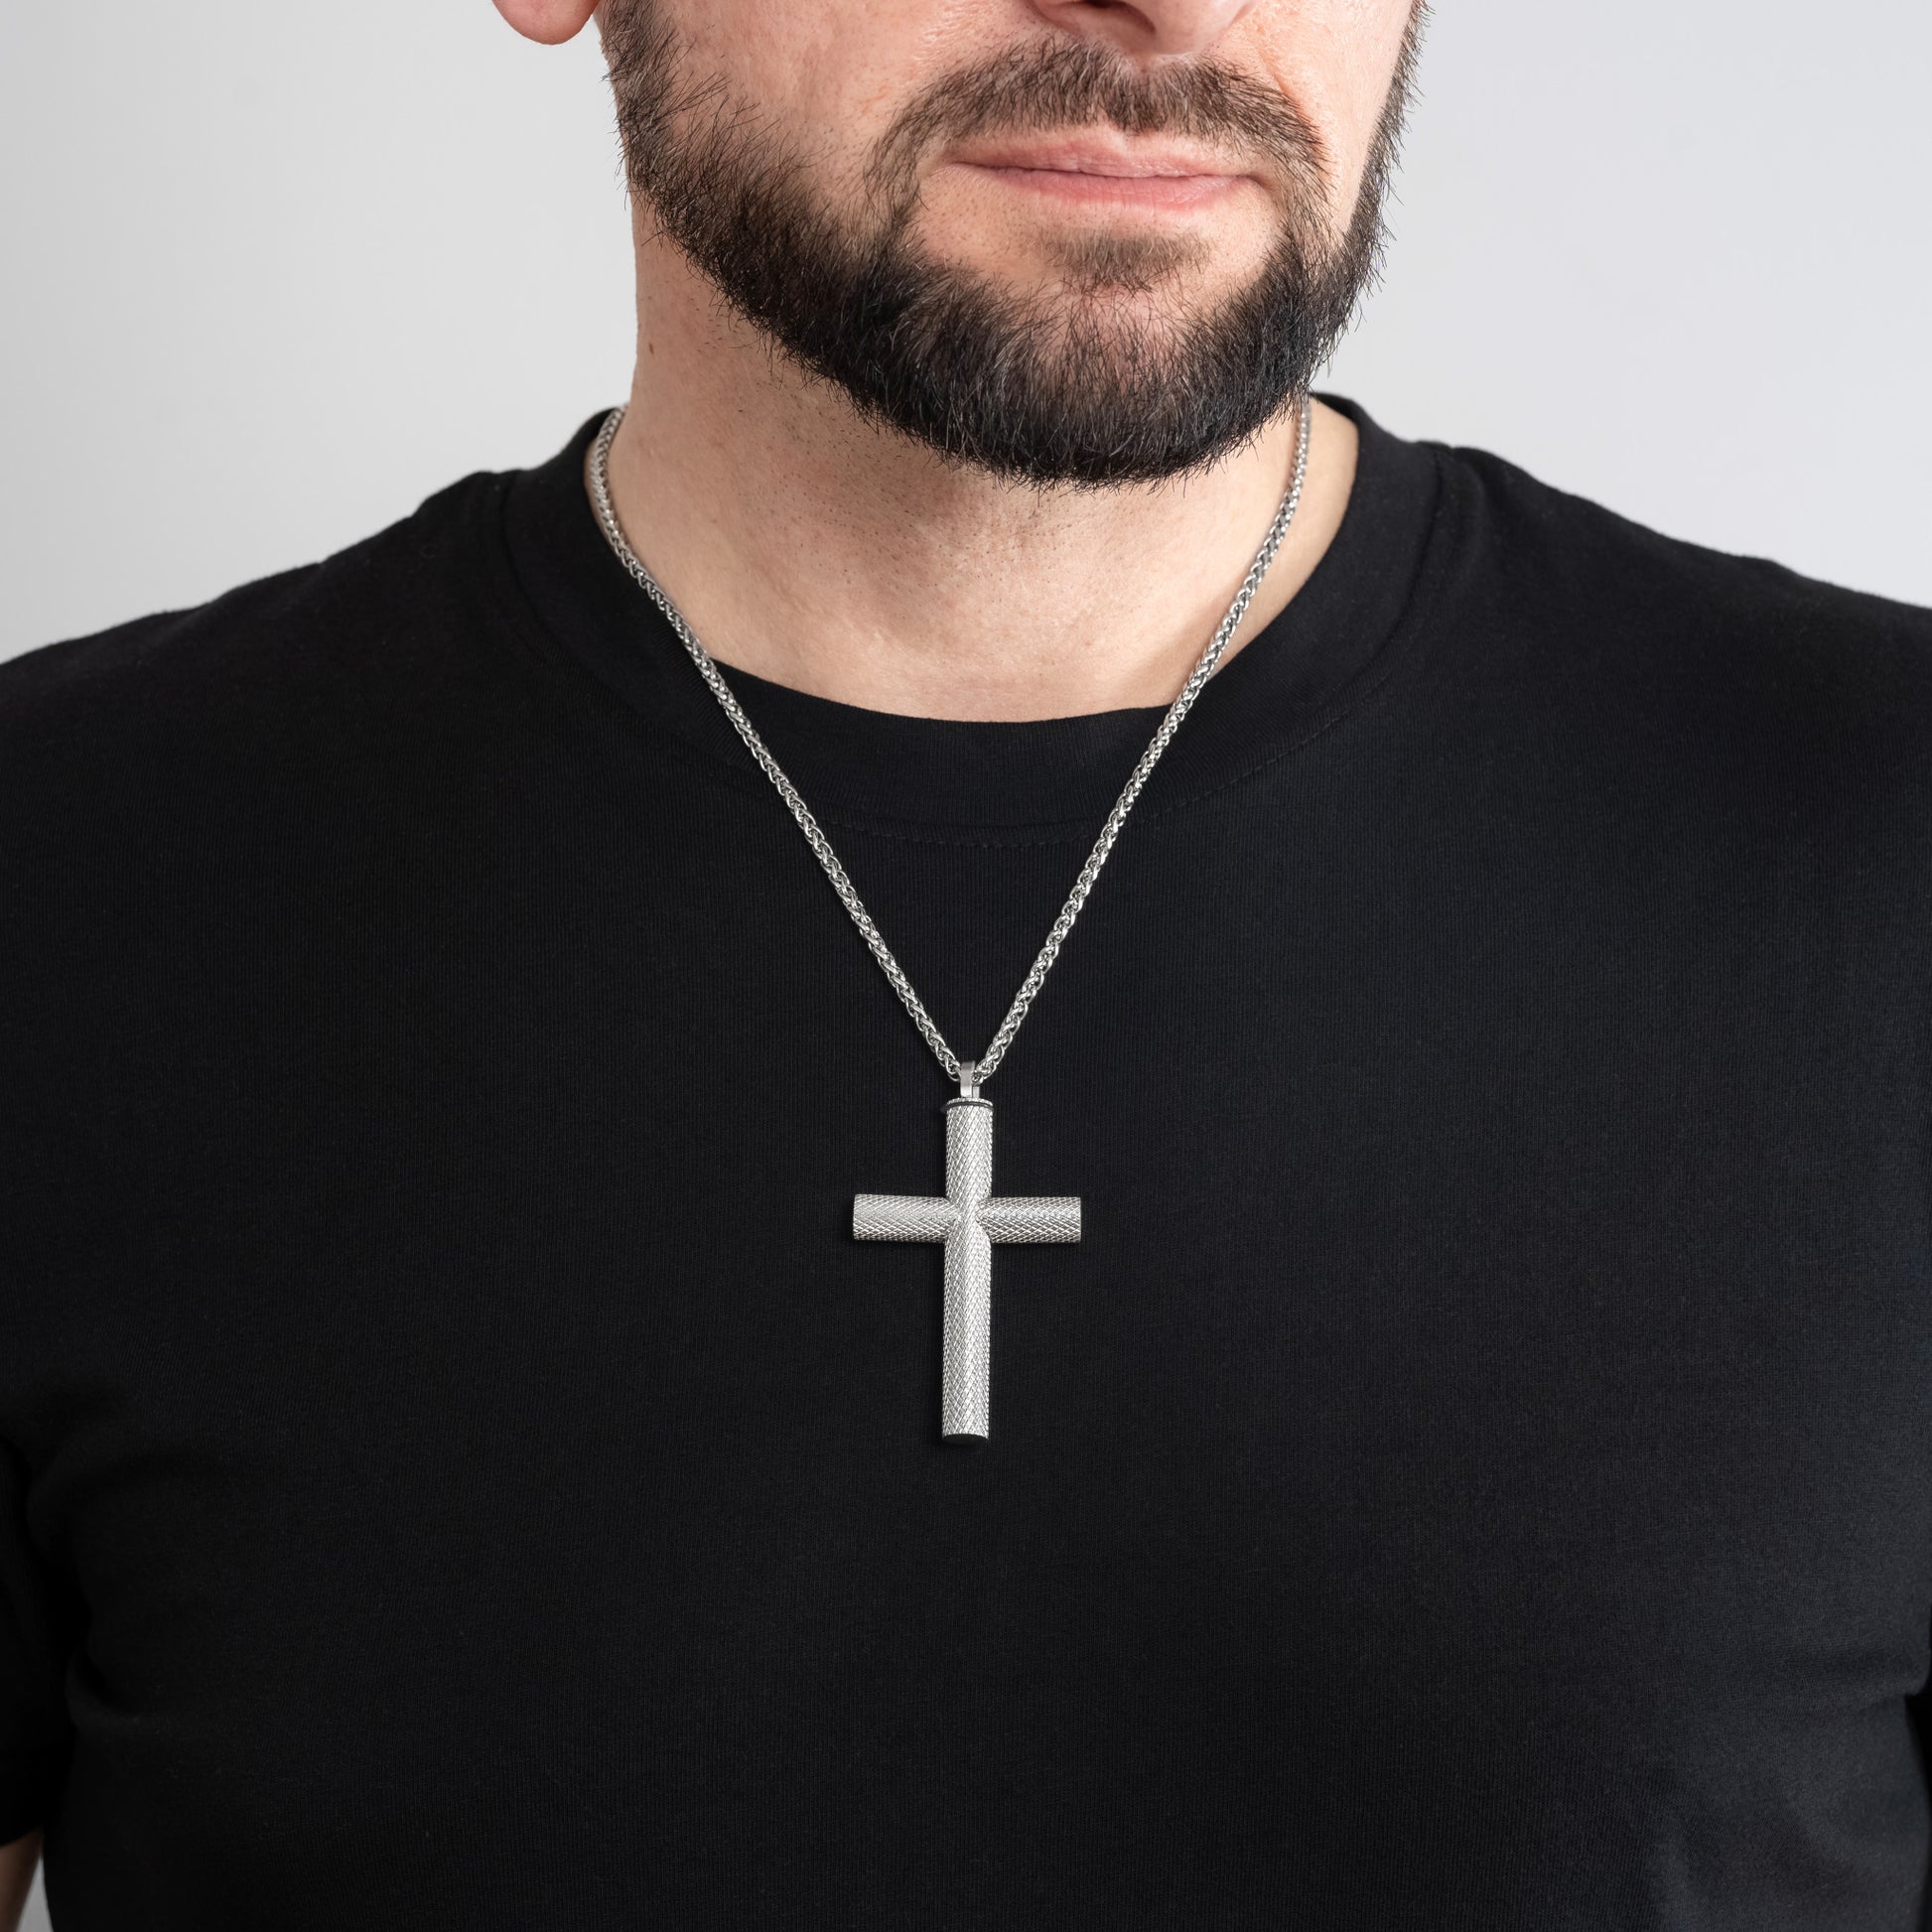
[{"left": 958, "top": 1059, "right": 981, "bottom": 1102}]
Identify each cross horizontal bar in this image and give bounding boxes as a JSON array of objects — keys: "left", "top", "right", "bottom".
[
  {"left": 853, "top": 1194, "right": 958, "bottom": 1242},
  {"left": 978, "top": 1197, "right": 1082, "bottom": 1244}
]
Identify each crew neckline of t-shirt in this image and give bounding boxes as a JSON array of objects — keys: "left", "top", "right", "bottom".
[{"left": 496, "top": 392, "right": 1445, "bottom": 835}]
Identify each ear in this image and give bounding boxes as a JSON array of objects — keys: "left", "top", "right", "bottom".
[{"left": 491, "top": 0, "right": 601, "bottom": 45}]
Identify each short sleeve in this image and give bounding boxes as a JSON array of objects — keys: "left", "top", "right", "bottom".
[{"left": 0, "top": 1438, "right": 69, "bottom": 1843}]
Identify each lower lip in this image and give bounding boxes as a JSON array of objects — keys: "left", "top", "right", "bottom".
[{"left": 961, "top": 164, "right": 1246, "bottom": 210}]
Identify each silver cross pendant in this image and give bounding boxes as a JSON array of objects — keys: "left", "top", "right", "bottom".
[{"left": 853, "top": 1063, "right": 1081, "bottom": 1441}]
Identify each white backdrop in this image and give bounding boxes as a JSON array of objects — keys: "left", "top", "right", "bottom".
[{"left": 3, "top": 0, "right": 1929, "bottom": 1920}]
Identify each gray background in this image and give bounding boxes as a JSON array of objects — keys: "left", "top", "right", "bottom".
[{"left": 3, "top": 0, "right": 1928, "bottom": 1921}]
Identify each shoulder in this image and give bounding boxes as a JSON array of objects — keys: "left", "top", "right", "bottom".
[
  {"left": 0, "top": 467, "right": 521, "bottom": 760},
  {"left": 1432, "top": 434, "right": 1932, "bottom": 673},
  {"left": 1416, "top": 434, "right": 1932, "bottom": 796},
  {"left": 0, "top": 463, "right": 561, "bottom": 992},
  {"left": 0, "top": 465, "right": 524, "bottom": 829}
]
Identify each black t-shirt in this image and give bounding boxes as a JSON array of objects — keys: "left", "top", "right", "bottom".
[{"left": 5, "top": 399, "right": 1932, "bottom": 1929}]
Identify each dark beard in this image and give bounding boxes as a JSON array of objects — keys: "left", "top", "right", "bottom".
[{"left": 605, "top": 15, "right": 1424, "bottom": 487}]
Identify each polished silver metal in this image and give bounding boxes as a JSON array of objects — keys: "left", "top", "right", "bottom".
[
  {"left": 854, "top": 1096, "right": 1080, "bottom": 1439},
  {"left": 586, "top": 396, "right": 1312, "bottom": 1091}
]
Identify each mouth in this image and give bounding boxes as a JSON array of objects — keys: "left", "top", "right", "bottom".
[{"left": 942, "top": 131, "right": 1261, "bottom": 212}]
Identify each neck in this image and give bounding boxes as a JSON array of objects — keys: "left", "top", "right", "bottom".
[{"left": 599, "top": 229, "right": 1358, "bottom": 724}]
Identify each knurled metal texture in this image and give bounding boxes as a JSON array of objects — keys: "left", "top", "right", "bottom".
[
  {"left": 979, "top": 1197, "right": 1082, "bottom": 1243},
  {"left": 853, "top": 1195, "right": 957, "bottom": 1241},
  {"left": 945, "top": 1099, "right": 995, "bottom": 1206},
  {"left": 851, "top": 1097, "right": 1082, "bottom": 1439},
  {"left": 942, "top": 1221, "right": 994, "bottom": 1439}
]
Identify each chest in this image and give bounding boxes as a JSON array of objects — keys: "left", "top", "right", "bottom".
[{"left": 13, "top": 769, "right": 1932, "bottom": 1920}]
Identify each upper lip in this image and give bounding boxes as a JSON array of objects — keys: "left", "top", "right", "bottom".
[{"left": 946, "top": 131, "right": 1255, "bottom": 181}]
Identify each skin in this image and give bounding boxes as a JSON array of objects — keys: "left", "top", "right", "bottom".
[
  {"left": 0, "top": 1831, "right": 38, "bottom": 1932},
  {"left": 497, "top": 0, "right": 1414, "bottom": 721},
  {"left": 497, "top": 0, "right": 1412, "bottom": 716}
]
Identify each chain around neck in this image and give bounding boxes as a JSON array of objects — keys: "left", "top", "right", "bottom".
[{"left": 586, "top": 397, "right": 1313, "bottom": 1093}]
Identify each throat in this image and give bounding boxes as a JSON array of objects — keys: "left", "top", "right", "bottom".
[{"left": 594, "top": 386, "right": 1354, "bottom": 723}]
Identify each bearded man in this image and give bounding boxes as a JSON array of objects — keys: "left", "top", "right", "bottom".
[{"left": 4, "top": 1, "right": 1931, "bottom": 1926}]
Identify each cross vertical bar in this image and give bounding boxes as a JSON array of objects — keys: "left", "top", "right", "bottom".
[{"left": 942, "top": 1100, "right": 996, "bottom": 1439}]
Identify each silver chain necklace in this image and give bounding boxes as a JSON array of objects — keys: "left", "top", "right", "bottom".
[{"left": 587, "top": 398, "right": 1312, "bottom": 1439}]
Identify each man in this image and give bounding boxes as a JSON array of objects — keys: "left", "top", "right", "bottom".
[{"left": 3, "top": 0, "right": 1930, "bottom": 1923}]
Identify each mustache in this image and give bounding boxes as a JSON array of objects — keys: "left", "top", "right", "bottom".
[{"left": 866, "top": 39, "right": 1330, "bottom": 205}]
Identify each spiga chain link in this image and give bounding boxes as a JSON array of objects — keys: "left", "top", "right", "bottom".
[{"left": 587, "top": 396, "right": 1311, "bottom": 1090}]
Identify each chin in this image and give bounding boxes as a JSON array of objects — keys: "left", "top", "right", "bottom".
[{"left": 929, "top": 239, "right": 1259, "bottom": 318}]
